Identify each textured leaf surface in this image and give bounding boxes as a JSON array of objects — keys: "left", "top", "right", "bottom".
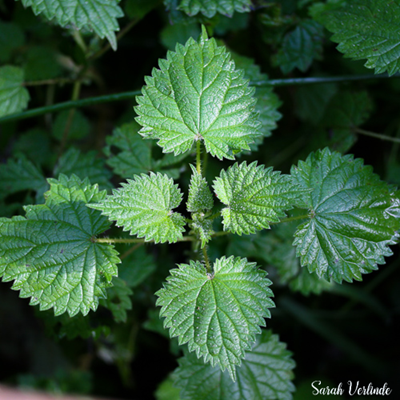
[
  {"left": 0, "top": 66, "right": 30, "bottom": 117},
  {"left": 54, "top": 147, "right": 112, "bottom": 190},
  {"left": 213, "top": 162, "right": 307, "bottom": 235},
  {"left": 291, "top": 148, "right": 400, "bottom": 283},
  {"left": 178, "top": 0, "right": 252, "bottom": 18},
  {"left": 187, "top": 165, "right": 214, "bottom": 212},
  {"left": 322, "top": 0, "right": 400, "bottom": 76},
  {"left": 276, "top": 19, "right": 324, "bottom": 74},
  {"left": 18, "top": 0, "right": 123, "bottom": 50},
  {"left": 0, "top": 175, "right": 120, "bottom": 316},
  {"left": 173, "top": 330, "right": 295, "bottom": 400},
  {"left": 156, "top": 256, "right": 275, "bottom": 380},
  {"left": 104, "top": 122, "right": 187, "bottom": 180},
  {"left": 89, "top": 173, "right": 185, "bottom": 243},
  {"left": 135, "top": 28, "right": 261, "bottom": 160}
]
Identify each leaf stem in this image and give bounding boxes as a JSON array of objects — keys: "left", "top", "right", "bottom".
[
  {"left": 94, "top": 236, "right": 196, "bottom": 244},
  {"left": 3, "top": 74, "right": 398, "bottom": 124},
  {"left": 353, "top": 127, "right": 400, "bottom": 144},
  {"left": 202, "top": 246, "right": 212, "bottom": 273},
  {"left": 196, "top": 140, "right": 201, "bottom": 174},
  {"left": 23, "top": 78, "right": 77, "bottom": 87},
  {"left": 270, "top": 214, "right": 310, "bottom": 224}
]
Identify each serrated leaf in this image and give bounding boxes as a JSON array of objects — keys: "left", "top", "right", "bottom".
[
  {"left": 213, "top": 162, "right": 307, "bottom": 235},
  {"left": 275, "top": 19, "right": 324, "bottom": 74},
  {"left": 322, "top": 0, "right": 400, "bottom": 76},
  {"left": 0, "top": 174, "right": 120, "bottom": 316},
  {"left": 187, "top": 165, "right": 213, "bottom": 212},
  {"left": 105, "top": 122, "right": 187, "bottom": 179},
  {"left": 135, "top": 28, "right": 261, "bottom": 160},
  {"left": 0, "top": 154, "right": 48, "bottom": 202},
  {"left": 18, "top": 0, "right": 124, "bottom": 50},
  {"left": 0, "top": 65, "right": 30, "bottom": 117},
  {"left": 100, "top": 277, "right": 132, "bottom": 323},
  {"left": 160, "top": 21, "right": 201, "bottom": 51},
  {"left": 173, "top": 329, "right": 295, "bottom": 400},
  {"left": 291, "top": 148, "right": 400, "bottom": 283},
  {"left": 0, "top": 21, "right": 25, "bottom": 63},
  {"left": 54, "top": 148, "right": 112, "bottom": 191},
  {"left": 178, "top": 0, "right": 252, "bottom": 18},
  {"left": 190, "top": 215, "right": 214, "bottom": 248},
  {"left": 89, "top": 173, "right": 185, "bottom": 243},
  {"left": 156, "top": 256, "right": 275, "bottom": 381}
]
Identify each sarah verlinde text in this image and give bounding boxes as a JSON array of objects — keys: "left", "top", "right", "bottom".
[{"left": 311, "top": 380, "right": 392, "bottom": 396}]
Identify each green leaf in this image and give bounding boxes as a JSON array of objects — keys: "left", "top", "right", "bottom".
[
  {"left": 291, "top": 148, "right": 400, "bottom": 283},
  {"left": 18, "top": 0, "right": 124, "bottom": 50},
  {"left": 178, "top": 0, "right": 252, "bottom": 18},
  {"left": 54, "top": 148, "right": 112, "bottom": 191},
  {"left": 187, "top": 164, "right": 214, "bottom": 212},
  {"left": 322, "top": 0, "right": 400, "bottom": 76},
  {"left": 213, "top": 161, "right": 307, "bottom": 235},
  {"left": 100, "top": 277, "right": 133, "bottom": 323},
  {"left": 0, "top": 154, "right": 47, "bottom": 202},
  {"left": 0, "top": 65, "right": 30, "bottom": 117},
  {"left": 173, "top": 330, "right": 295, "bottom": 400},
  {"left": 160, "top": 22, "right": 201, "bottom": 50},
  {"left": 52, "top": 110, "right": 91, "bottom": 141},
  {"left": 156, "top": 256, "right": 275, "bottom": 381},
  {"left": 0, "top": 21, "right": 25, "bottom": 63},
  {"left": 104, "top": 122, "right": 187, "bottom": 179},
  {"left": 89, "top": 173, "right": 185, "bottom": 243},
  {"left": 155, "top": 375, "right": 181, "bottom": 400},
  {"left": 275, "top": 19, "right": 324, "bottom": 74},
  {"left": 190, "top": 215, "right": 214, "bottom": 248},
  {"left": 135, "top": 27, "right": 261, "bottom": 160},
  {"left": 0, "top": 174, "right": 120, "bottom": 316}
]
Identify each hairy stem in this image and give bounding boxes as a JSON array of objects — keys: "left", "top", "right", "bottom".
[
  {"left": 94, "top": 236, "right": 196, "bottom": 244},
  {"left": 354, "top": 127, "right": 400, "bottom": 144},
  {"left": 196, "top": 140, "right": 202, "bottom": 174},
  {"left": 202, "top": 246, "right": 212, "bottom": 273}
]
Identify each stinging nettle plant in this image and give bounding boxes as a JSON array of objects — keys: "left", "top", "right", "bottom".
[{"left": 1, "top": 0, "right": 400, "bottom": 398}]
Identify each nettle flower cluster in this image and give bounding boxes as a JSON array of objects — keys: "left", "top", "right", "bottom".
[{"left": 1, "top": 27, "right": 399, "bottom": 398}]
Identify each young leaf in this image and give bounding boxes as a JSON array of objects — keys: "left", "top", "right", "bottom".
[
  {"left": 291, "top": 148, "right": 400, "bottom": 283},
  {"left": 135, "top": 27, "right": 261, "bottom": 160},
  {"left": 178, "top": 0, "right": 252, "bottom": 18},
  {"left": 156, "top": 256, "right": 275, "bottom": 381},
  {"left": 173, "top": 330, "right": 295, "bottom": 400},
  {"left": 0, "top": 65, "right": 30, "bottom": 117},
  {"left": 54, "top": 148, "right": 112, "bottom": 191},
  {"left": 0, "top": 174, "right": 120, "bottom": 316},
  {"left": 213, "top": 162, "right": 307, "bottom": 235},
  {"left": 275, "top": 20, "right": 324, "bottom": 74},
  {"left": 17, "top": 0, "right": 124, "bottom": 50},
  {"left": 89, "top": 173, "right": 185, "bottom": 243},
  {"left": 322, "top": 0, "right": 400, "bottom": 76},
  {"left": 187, "top": 164, "right": 213, "bottom": 212}
]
